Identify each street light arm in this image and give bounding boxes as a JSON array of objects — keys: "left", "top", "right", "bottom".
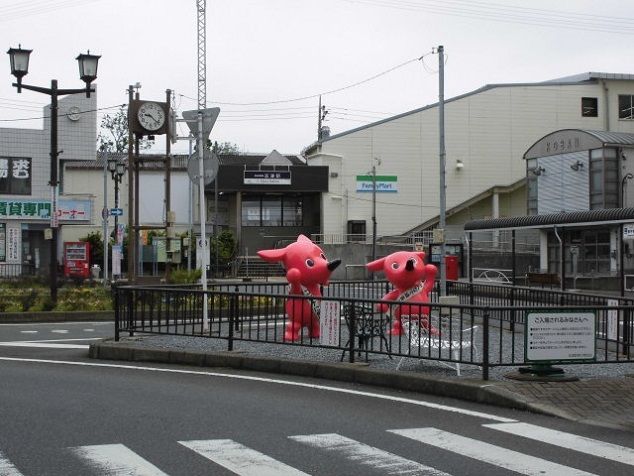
[{"left": 12, "top": 82, "right": 94, "bottom": 97}]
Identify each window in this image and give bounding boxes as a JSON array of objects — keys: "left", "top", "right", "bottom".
[
  {"left": 241, "top": 195, "right": 303, "bottom": 226},
  {"left": 581, "top": 97, "right": 598, "bottom": 117},
  {"left": 0, "top": 157, "right": 32, "bottom": 195},
  {"left": 619, "top": 95, "right": 634, "bottom": 120}
]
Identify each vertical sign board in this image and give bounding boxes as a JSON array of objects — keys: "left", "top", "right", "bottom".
[
  {"left": 526, "top": 311, "right": 596, "bottom": 362},
  {"left": 111, "top": 245, "right": 122, "bottom": 276},
  {"left": 606, "top": 299, "right": 619, "bottom": 341},
  {"left": 319, "top": 300, "right": 340, "bottom": 347}
]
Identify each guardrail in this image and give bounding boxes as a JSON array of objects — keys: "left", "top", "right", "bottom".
[{"left": 113, "top": 280, "right": 634, "bottom": 380}]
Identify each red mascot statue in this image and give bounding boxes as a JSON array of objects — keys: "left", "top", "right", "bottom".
[
  {"left": 366, "top": 251, "right": 438, "bottom": 336},
  {"left": 257, "top": 235, "right": 341, "bottom": 341}
]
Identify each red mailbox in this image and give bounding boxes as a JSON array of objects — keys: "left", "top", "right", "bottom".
[
  {"left": 63, "top": 242, "right": 90, "bottom": 279},
  {"left": 445, "top": 255, "right": 459, "bottom": 280}
]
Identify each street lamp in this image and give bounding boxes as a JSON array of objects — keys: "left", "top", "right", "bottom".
[
  {"left": 107, "top": 158, "right": 127, "bottom": 236},
  {"left": 7, "top": 45, "right": 100, "bottom": 303}
]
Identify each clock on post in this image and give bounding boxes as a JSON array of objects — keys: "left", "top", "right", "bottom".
[{"left": 129, "top": 100, "right": 168, "bottom": 135}]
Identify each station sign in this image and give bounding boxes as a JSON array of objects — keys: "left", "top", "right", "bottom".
[{"left": 244, "top": 170, "right": 291, "bottom": 185}]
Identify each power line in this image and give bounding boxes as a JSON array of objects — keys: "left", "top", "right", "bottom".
[
  {"left": 0, "top": 103, "right": 125, "bottom": 122},
  {"left": 343, "top": 0, "right": 634, "bottom": 35},
  {"left": 179, "top": 53, "right": 431, "bottom": 106}
]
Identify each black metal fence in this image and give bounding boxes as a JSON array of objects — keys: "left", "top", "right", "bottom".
[{"left": 113, "top": 280, "right": 634, "bottom": 380}]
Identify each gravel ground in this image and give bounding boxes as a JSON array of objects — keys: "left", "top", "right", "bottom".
[{"left": 117, "top": 328, "right": 634, "bottom": 381}]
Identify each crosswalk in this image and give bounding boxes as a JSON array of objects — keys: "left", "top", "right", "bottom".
[{"left": 1, "top": 424, "right": 632, "bottom": 475}]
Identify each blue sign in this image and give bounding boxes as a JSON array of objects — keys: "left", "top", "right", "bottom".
[{"left": 110, "top": 208, "right": 123, "bottom": 216}]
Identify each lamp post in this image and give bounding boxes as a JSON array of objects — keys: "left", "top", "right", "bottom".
[
  {"left": 7, "top": 45, "right": 100, "bottom": 302},
  {"left": 107, "top": 158, "right": 126, "bottom": 236}
]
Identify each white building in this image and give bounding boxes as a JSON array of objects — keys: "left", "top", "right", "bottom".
[
  {"left": 304, "top": 73, "right": 634, "bottom": 243},
  {"left": 0, "top": 91, "right": 96, "bottom": 275}
]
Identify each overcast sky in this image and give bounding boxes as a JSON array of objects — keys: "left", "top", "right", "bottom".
[{"left": 0, "top": 0, "right": 631, "bottom": 156}]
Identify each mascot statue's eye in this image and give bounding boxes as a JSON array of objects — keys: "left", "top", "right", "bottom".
[
  {"left": 391, "top": 262, "right": 399, "bottom": 270},
  {"left": 306, "top": 259, "right": 315, "bottom": 267}
]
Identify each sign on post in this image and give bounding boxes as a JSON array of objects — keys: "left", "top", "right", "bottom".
[
  {"left": 182, "top": 108, "right": 220, "bottom": 138},
  {"left": 525, "top": 311, "right": 596, "bottom": 362},
  {"left": 110, "top": 208, "right": 123, "bottom": 216},
  {"left": 319, "top": 300, "right": 340, "bottom": 347}
]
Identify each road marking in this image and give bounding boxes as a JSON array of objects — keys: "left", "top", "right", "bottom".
[
  {"left": 19, "top": 331, "right": 38, "bottom": 334},
  {"left": 0, "top": 450, "right": 23, "bottom": 475},
  {"left": 289, "top": 433, "right": 450, "bottom": 475},
  {"left": 389, "top": 427, "right": 596, "bottom": 476},
  {"left": 0, "top": 342, "right": 89, "bottom": 349},
  {"left": 71, "top": 443, "right": 168, "bottom": 475},
  {"left": 83, "top": 329, "right": 95, "bottom": 332},
  {"left": 179, "top": 439, "right": 308, "bottom": 476},
  {"left": 0, "top": 356, "right": 517, "bottom": 423},
  {"left": 484, "top": 422, "right": 634, "bottom": 466},
  {"left": 51, "top": 330, "right": 69, "bottom": 334}
]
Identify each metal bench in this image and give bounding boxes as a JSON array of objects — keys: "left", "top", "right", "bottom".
[
  {"left": 340, "top": 303, "right": 392, "bottom": 361},
  {"left": 396, "top": 301, "right": 480, "bottom": 376}
]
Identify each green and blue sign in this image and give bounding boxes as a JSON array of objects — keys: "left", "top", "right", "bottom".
[{"left": 356, "top": 175, "right": 398, "bottom": 193}]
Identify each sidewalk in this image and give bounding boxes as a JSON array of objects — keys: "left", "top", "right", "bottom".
[{"left": 89, "top": 337, "right": 634, "bottom": 432}]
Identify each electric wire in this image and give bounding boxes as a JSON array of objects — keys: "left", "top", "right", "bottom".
[{"left": 0, "top": 103, "right": 125, "bottom": 122}]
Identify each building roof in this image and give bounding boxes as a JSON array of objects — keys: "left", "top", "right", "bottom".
[
  {"left": 309, "top": 72, "right": 634, "bottom": 148},
  {"left": 524, "top": 129, "right": 634, "bottom": 160},
  {"left": 464, "top": 208, "right": 634, "bottom": 232},
  {"left": 65, "top": 151, "right": 305, "bottom": 171}
]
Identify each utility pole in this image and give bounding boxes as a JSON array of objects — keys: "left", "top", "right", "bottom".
[
  {"left": 437, "top": 45, "right": 447, "bottom": 296},
  {"left": 126, "top": 85, "right": 135, "bottom": 282},
  {"left": 318, "top": 95, "right": 328, "bottom": 141}
]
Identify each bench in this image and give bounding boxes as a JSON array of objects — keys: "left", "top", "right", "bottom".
[
  {"left": 340, "top": 303, "right": 392, "bottom": 361},
  {"left": 397, "top": 297, "right": 479, "bottom": 376},
  {"left": 527, "top": 272, "right": 561, "bottom": 288}
]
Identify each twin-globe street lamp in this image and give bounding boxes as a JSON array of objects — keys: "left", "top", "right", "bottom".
[{"left": 7, "top": 45, "right": 100, "bottom": 302}]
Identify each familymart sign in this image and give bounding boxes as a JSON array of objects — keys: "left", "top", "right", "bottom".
[{"left": 356, "top": 175, "right": 398, "bottom": 193}]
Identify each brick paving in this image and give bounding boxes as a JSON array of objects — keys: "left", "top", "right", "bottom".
[{"left": 491, "top": 376, "right": 634, "bottom": 431}]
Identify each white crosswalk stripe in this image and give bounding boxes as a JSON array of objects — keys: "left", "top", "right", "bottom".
[
  {"left": 289, "top": 433, "right": 450, "bottom": 475},
  {"left": 179, "top": 439, "right": 308, "bottom": 476},
  {"left": 71, "top": 443, "right": 168, "bottom": 475},
  {"left": 0, "top": 450, "right": 24, "bottom": 476},
  {"left": 389, "top": 427, "right": 597, "bottom": 476},
  {"left": 484, "top": 422, "right": 634, "bottom": 466}
]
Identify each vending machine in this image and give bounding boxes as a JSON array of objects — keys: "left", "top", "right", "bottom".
[{"left": 63, "top": 241, "right": 90, "bottom": 279}]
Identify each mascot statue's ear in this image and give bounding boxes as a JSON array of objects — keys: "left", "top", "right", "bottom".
[
  {"left": 297, "top": 234, "right": 312, "bottom": 244},
  {"left": 416, "top": 251, "right": 426, "bottom": 262},
  {"left": 257, "top": 248, "right": 287, "bottom": 263},
  {"left": 366, "top": 257, "right": 386, "bottom": 272}
]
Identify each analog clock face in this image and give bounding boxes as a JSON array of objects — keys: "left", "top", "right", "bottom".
[
  {"left": 67, "top": 106, "right": 81, "bottom": 121},
  {"left": 137, "top": 102, "right": 166, "bottom": 131}
]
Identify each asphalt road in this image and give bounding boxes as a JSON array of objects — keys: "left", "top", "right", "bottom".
[{"left": 1, "top": 322, "right": 633, "bottom": 475}]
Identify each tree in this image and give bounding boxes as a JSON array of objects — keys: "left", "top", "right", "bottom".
[
  {"left": 80, "top": 231, "right": 104, "bottom": 269},
  {"left": 208, "top": 140, "right": 241, "bottom": 155},
  {"left": 98, "top": 105, "right": 154, "bottom": 153}
]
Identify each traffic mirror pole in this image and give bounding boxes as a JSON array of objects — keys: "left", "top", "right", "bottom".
[{"left": 197, "top": 111, "right": 209, "bottom": 332}]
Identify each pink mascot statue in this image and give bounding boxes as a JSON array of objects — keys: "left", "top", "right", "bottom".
[
  {"left": 366, "top": 251, "right": 438, "bottom": 336},
  {"left": 257, "top": 235, "right": 341, "bottom": 341}
]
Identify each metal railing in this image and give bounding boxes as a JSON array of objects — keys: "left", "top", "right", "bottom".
[{"left": 113, "top": 280, "right": 634, "bottom": 380}]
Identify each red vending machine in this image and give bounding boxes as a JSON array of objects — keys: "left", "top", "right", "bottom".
[{"left": 63, "top": 242, "right": 90, "bottom": 279}]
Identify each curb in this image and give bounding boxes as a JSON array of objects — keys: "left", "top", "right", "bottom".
[
  {"left": 0, "top": 310, "right": 114, "bottom": 324},
  {"left": 89, "top": 340, "right": 533, "bottom": 413}
]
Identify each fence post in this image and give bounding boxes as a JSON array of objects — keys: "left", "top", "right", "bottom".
[
  {"left": 482, "top": 308, "right": 490, "bottom": 380},
  {"left": 349, "top": 304, "right": 356, "bottom": 364},
  {"left": 234, "top": 285, "right": 240, "bottom": 331},
  {"left": 228, "top": 291, "right": 237, "bottom": 351},
  {"left": 114, "top": 285, "right": 120, "bottom": 342},
  {"left": 127, "top": 288, "right": 134, "bottom": 337}
]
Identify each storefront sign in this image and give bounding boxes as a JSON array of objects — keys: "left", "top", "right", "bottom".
[
  {"left": 0, "top": 223, "right": 5, "bottom": 262},
  {"left": 356, "top": 175, "right": 398, "bottom": 192},
  {"left": 0, "top": 199, "right": 91, "bottom": 222},
  {"left": 623, "top": 223, "right": 634, "bottom": 239},
  {"left": 244, "top": 171, "right": 291, "bottom": 185},
  {"left": 319, "top": 300, "right": 340, "bottom": 347},
  {"left": 526, "top": 311, "right": 596, "bottom": 362},
  {"left": 7, "top": 225, "right": 20, "bottom": 262}
]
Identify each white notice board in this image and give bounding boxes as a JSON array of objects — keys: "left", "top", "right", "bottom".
[
  {"left": 525, "top": 311, "right": 596, "bottom": 362},
  {"left": 319, "top": 300, "right": 340, "bottom": 347}
]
